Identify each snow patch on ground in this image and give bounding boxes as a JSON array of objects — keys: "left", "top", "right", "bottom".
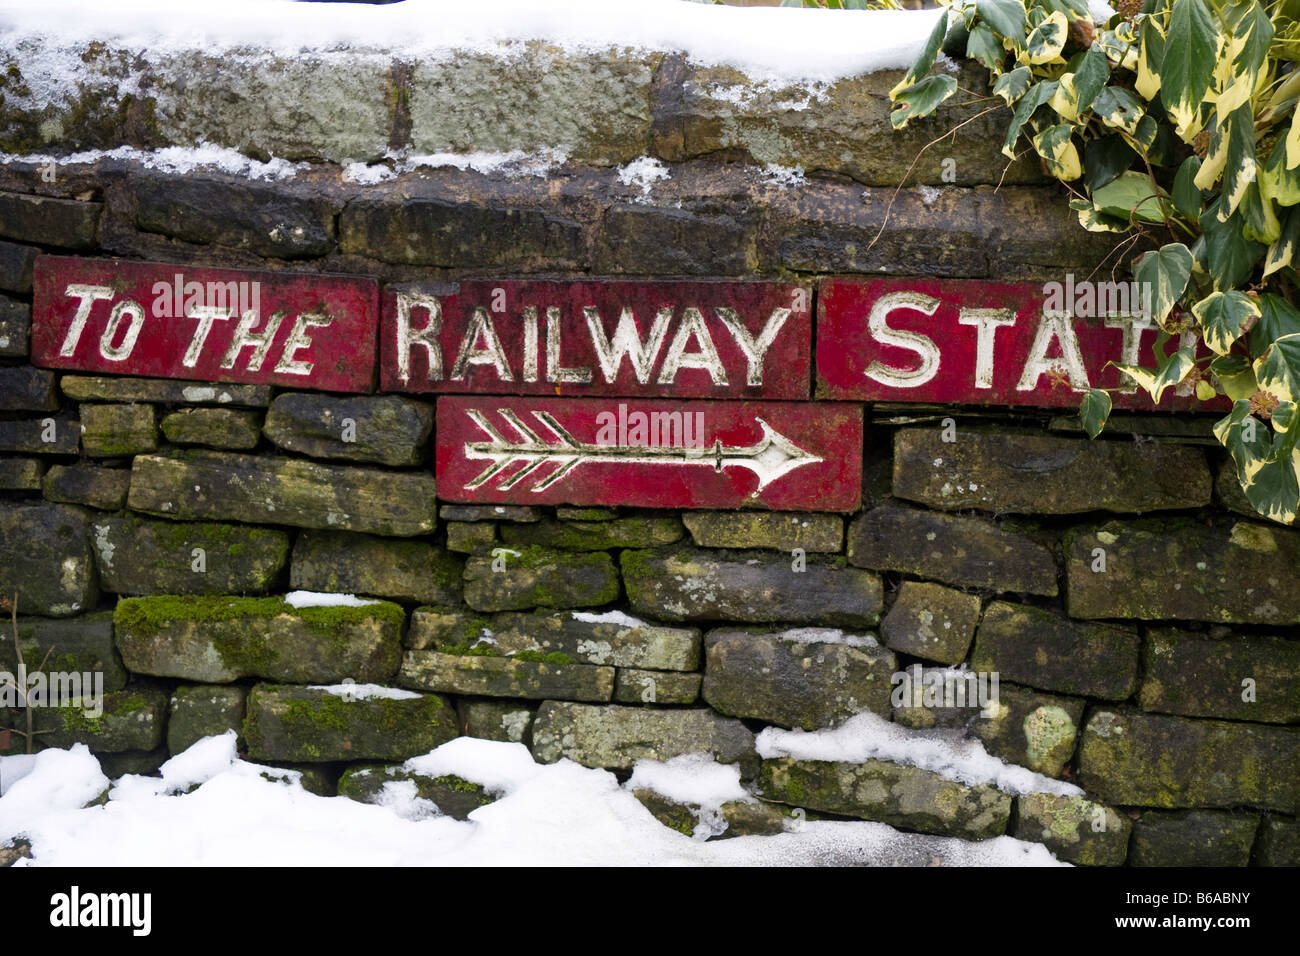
[
  {"left": 0, "top": 754, "right": 48, "bottom": 798},
  {"left": 0, "top": 737, "right": 1067, "bottom": 866},
  {"left": 309, "top": 683, "right": 423, "bottom": 702},
  {"left": 756, "top": 712, "right": 1083, "bottom": 798},
  {"left": 625, "top": 754, "right": 749, "bottom": 840},
  {"left": 571, "top": 609, "right": 648, "bottom": 629},
  {"left": 626, "top": 753, "right": 749, "bottom": 808},
  {"left": 777, "top": 627, "right": 878, "bottom": 648},
  {"left": 283, "top": 591, "right": 379, "bottom": 609}
]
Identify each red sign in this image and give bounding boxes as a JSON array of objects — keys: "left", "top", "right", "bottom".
[
  {"left": 31, "top": 256, "right": 378, "bottom": 393},
  {"left": 382, "top": 280, "right": 810, "bottom": 399},
  {"left": 436, "top": 396, "right": 862, "bottom": 510},
  {"left": 816, "top": 277, "right": 1220, "bottom": 409}
]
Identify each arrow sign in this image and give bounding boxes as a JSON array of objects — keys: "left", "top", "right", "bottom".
[{"left": 437, "top": 397, "right": 862, "bottom": 510}]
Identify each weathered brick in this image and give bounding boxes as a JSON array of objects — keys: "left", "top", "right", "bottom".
[
  {"left": 0, "top": 293, "right": 30, "bottom": 357},
  {"left": 42, "top": 464, "right": 130, "bottom": 510},
  {"left": 848, "top": 503, "right": 1058, "bottom": 596},
  {"left": 462, "top": 547, "right": 619, "bottom": 611},
  {"left": 0, "top": 190, "right": 99, "bottom": 249},
  {"left": 0, "top": 457, "right": 43, "bottom": 491},
  {"left": 880, "top": 581, "right": 980, "bottom": 665},
  {"left": 1139, "top": 628, "right": 1300, "bottom": 723},
  {"left": 263, "top": 393, "right": 432, "bottom": 466},
  {"left": 290, "top": 530, "right": 462, "bottom": 605},
  {"left": 398, "top": 650, "right": 616, "bottom": 702},
  {"left": 243, "top": 684, "right": 457, "bottom": 763},
  {"left": 0, "top": 367, "right": 57, "bottom": 412},
  {"left": 0, "top": 502, "right": 97, "bottom": 616},
  {"left": 703, "top": 628, "right": 894, "bottom": 729},
  {"left": 1013, "top": 793, "right": 1130, "bottom": 866},
  {"left": 114, "top": 595, "right": 404, "bottom": 684},
  {"left": 127, "top": 451, "right": 437, "bottom": 537},
  {"left": 532, "top": 701, "right": 755, "bottom": 773},
  {"left": 60, "top": 375, "right": 272, "bottom": 406},
  {"left": 893, "top": 428, "right": 1211, "bottom": 514},
  {"left": 1078, "top": 708, "right": 1300, "bottom": 812},
  {"left": 759, "top": 757, "right": 1011, "bottom": 840},
  {"left": 90, "top": 514, "right": 289, "bottom": 596},
  {"left": 971, "top": 601, "right": 1140, "bottom": 700},
  {"left": 623, "top": 547, "right": 882, "bottom": 626},
  {"left": 1065, "top": 518, "right": 1300, "bottom": 624},
  {"left": 1130, "top": 810, "right": 1258, "bottom": 867},
  {"left": 79, "top": 404, "right": 158, "bottom": 457},
  {"left": 682, "top": 511, "right": 843, "bottom": 552},
  {"left": 135, "top": 175, "right": 335, "bottom": 258}
]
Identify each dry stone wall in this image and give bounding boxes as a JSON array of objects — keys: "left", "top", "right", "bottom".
[{"left": 0, "top": 47, "right": 1298, "bottom": 867}]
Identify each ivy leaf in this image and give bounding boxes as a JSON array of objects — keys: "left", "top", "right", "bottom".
[
  {"left": 1093, "top": 86, "right": 1145, "bottom": 136},
  {"left": 992, "top": 66, "right": 1032, "bottom": 105},
  {"left": 890, "top": 74, "right": 958, "bottom": 129},
  {"left": 1070, "top": 45, "right": 1111, "bottom": 114},
  {"left": 1032, "top": 123, "right": 1082, "bottom": 180},
  {"left": 1052, "top": 46, "right": 1111, "bottom": 122},
  {"left": 1210, "top": 353, "right": 1260, "bottom": 402},
  {"left": 890, "top": 11, "right": 952, "bottom": 99},
  {"left": 965, "top": 23, "right": 1003, "bottom": 71},
  {"left": 1084, "top": 136, "right": 1137, "bottom": 192},
  {"left": 1001, "top": 81, "right": 1057, "bottom": 158},
  {"left": 1200, "top": 200, "right": 1267, "bottom": 291},
  {"left": 1192, "top": 290, "right": 1261, "bottom": 355},
  {"left": 1195, "top": 113, "right": 1229, "bottom": 191},
  {"left": 1149, "top": 346, "right": 1199, "bottom": 403},
  {"left": 1259, "top": 138, "right": 1300, "bottom": 208},
  {"left": 1134, "top": 243, "right": 1194, "bottom": 325},
  {"left": 1136, "top": 15, "right": 1165, "bottom": 102},
  {"left": 1214, "top": 398, "right": 1300, "bottom": 524},
  {"left": 1041, "top": 0, "right": 1091, "bottom": 16},
  {"left": 1253, "top": 331, "right": 1300, "bottom": 406},
  {"left": 1069, "top": 198, "right": 1132, "bottom": 232},
  {"left": 1263, "top": 205, "right": 1300, "bottom": 276},
  {"left": 977, "top": 0, "right": 1027, "bottom": 47},
  {"left": 1226, "top": 0, "right": 1274, "bottom": 87},
  {"left": 1079, "top": 389, "right": 1112, "bottom": 438},
  {"left": 1091, "top": 170, "right": 1170, "bottom": 223},
  {"left": 1250, "top": 293, "right": 1300, "bottom": 357},
  {"left": 1216, "top": 105, "right": 1259, "bottom": 223},
  {"left": 1287, "top": 107, "right": 1300, "bottom": 171},
  {"left": 1026, "top": 11, "right": 1069, "bottom": 64},
  {"left": 1172, "top": 155, "right": 1203, "bottom": 221},
  {"left": 1162, "top": 0, "right": 1220, "bottom": 139}
]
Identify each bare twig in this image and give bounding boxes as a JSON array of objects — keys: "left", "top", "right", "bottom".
[{"left": 863, "top": 105, "right": 1003, "bottom": 255}]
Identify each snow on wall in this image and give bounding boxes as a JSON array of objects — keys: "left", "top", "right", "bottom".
[{"left": 0, "top": 0, "right": 946, "bottom": 86}]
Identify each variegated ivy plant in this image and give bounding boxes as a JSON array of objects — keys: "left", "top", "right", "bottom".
[{"left": 890, "top": 0, "right": 1300, "bottom": 524}]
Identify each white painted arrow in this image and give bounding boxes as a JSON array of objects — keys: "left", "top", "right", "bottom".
[{"left": 463, "top": 408, "right": 823, "bottom": 494}]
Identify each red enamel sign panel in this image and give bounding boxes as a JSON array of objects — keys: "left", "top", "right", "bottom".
[
  {"left": 31, "top": 256, "right": 378, "bottom": 392},
  {"left": 382, "top": 280, "right": 811, "bottom": 399},
  {"left": 816, "top": 277, "right": 1219, "bottom": 410},
  {"left": 436, "top": 396, "right": 862, "bottom": 510}
]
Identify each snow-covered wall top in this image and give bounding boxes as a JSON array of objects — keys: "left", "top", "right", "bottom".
[
  {"left": 0, "top": 0, "right": 1037, "bottom": 185},
  {"left": 0, "top": 0, "right": 942, "bottom": 84}
]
